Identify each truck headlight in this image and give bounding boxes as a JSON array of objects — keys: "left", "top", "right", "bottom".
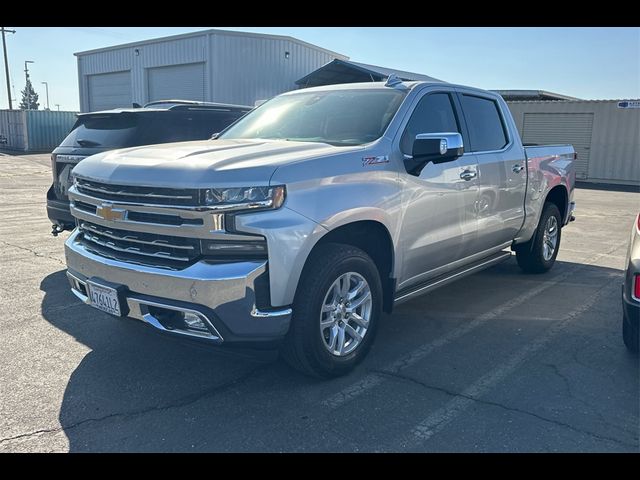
[{"left": 200, "top": 185, "right": 286, "bottom": 212}]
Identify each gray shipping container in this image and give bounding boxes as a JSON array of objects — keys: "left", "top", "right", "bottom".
[
  {"left": 0, "top": 110, "right": 78, "bottom": 153},
  {"left": 506, "top": 100, "right": 640, "bottom": 186}
]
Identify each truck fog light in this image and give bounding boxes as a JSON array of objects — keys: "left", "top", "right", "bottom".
[{"left": 183, "top": 312, "right": 209, "bottom": 332}]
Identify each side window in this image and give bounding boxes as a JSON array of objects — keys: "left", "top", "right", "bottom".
[
  {"left": 459, "top": 95, "right": 508, "bottom": 152},
  {"left": 400, "top": 92, "right": 461, "bottom": 154}
]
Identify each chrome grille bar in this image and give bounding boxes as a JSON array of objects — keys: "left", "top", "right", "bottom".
[
  {"left": 80, "top": 222, "right": 195, "bottom": 250},
  {"left": 81, "top": 232, "right": 192, "bottom": 262}
]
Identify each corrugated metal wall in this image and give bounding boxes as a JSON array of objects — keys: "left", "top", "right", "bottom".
[
  {"left": 76, "top": 30, "right": 346, "bottom": 112},
  {"left": 0, "top": 110, "right": 27, "bottom": 150},
  {"left": 209, "top": 32, "right": 342, "bottom": 106},
  {"left": 507, "top": 100, "right": 640, "bottom": 186},
  {"left": 0, "top": 110, "right": 77, "bottom": 152}
]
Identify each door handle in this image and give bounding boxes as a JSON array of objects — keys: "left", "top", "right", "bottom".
[
  {"left": 459, "top": 169, "right": 477, "bottom": 181},
  {"left": 512, "top": 164, "right": 525, "bottom": 173}
]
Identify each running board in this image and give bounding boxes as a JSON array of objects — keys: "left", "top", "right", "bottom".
[{"left": 394, "top": 251, "right": 513, "bottom": 306}]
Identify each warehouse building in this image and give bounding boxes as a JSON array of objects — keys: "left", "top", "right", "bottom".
[
  {"left": 506, "top": 100, "right": 640, "bottom": 186},
  {"left": 74, "top": 29, "right": 347, "bottom": 112}
]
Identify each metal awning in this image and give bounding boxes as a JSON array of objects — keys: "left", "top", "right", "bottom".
[{"left": 295, "top": 59, "right": 443, "bottom": 88}]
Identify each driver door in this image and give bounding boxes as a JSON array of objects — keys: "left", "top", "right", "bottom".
[{"left": 397, "top": 91, "right": 479, "bottom": 291}]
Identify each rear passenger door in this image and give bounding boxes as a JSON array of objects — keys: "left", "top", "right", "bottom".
[{"left": 456, "top": 91, "right": 527, "bottom": 254}]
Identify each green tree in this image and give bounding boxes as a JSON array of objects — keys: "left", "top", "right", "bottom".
[{"left": 19, "top": 76, "right": 39, "bottom": 110}]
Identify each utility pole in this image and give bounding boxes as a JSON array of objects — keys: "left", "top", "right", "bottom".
[
  {"left": 41, "top": 81, "right": 49, "bottom": 109},
  {"left": 1, "top": 27, "right": 16, "bottom": 110},
  {"left": 23, "top": 60, "right": 33, "bottom": 109}
]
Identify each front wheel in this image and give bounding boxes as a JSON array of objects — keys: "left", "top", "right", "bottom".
[
  {"left": 516, "top": 202, "right": 562, "bottom": 274},
  {"left": 280, "top": 243, "right": 382, "bottom": 378}
]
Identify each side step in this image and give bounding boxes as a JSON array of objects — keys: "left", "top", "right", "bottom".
[{"left": 394, "top": 250, "right": 513, "bottom": 306}]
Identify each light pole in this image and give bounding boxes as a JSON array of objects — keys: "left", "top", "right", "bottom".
[
  {"left": 1, "top": 27, "right": 15, "bottom": 110},
  {"left": 41, "top": 81, "right": 49, "bottom": 109},
  {"left": 24, "top": 60, "right": 33, "bottom": 108}
]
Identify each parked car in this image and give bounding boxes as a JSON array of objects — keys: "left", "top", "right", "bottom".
[
  {"left": 622, "top": 213, "right": 640, "bottom": 353},
  {"left": 47, "top": 100, "right": 252, "bottom": 234},
  {"left": 63, "top": 77, "right": 576, "bottom": 378}
]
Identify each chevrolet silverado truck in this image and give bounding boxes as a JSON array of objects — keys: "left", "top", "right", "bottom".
[{"left": 64, "top": 77, "right": 576, "bottom": 378}]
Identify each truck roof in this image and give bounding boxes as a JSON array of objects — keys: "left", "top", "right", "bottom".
[{"left": 282, "top": 80, "right": 500, "bottom": 99}]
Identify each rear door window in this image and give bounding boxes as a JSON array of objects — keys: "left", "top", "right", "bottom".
[
  {"left": 60, "top": 114, "right": 139, "bottom": 148},
  {"left": 459, "top": 95, "right": 508, "bottom": 152}
]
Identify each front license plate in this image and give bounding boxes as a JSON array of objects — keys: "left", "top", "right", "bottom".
[{"left": 87, "top": 281, "right": 122, "bottom": 316}]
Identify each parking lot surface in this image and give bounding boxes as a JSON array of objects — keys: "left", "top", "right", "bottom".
[{"left": 0, "top": 152, "right": 638, "bottom": 452}]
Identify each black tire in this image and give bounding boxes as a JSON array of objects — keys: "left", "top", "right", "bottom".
[
  {"left": 623, "top": 317, "right": 639, "bottom": 354},
  {"left": 280, "top": 243, "right": 383, "bottom": 378},
  {"left": 516, "top": 202, "right": 562, "bottom": 274}
]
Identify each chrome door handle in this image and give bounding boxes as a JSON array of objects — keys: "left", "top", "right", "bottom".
[
  {"left": 512, "top": 164, "right": 525, "bottom": 173},
  {"left": 460, "top": 170, "right": 477, "bottom": 181}
]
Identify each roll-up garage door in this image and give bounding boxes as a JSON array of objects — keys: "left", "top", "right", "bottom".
[
  {"left": 522, "top": 113, "right": 594, "bottom": 179},
  {"left": 147, "top": 63, "right": 205, "bottom": 103},
  {"left": 87, "top": 71, "right": 132, "bottom": 112}
]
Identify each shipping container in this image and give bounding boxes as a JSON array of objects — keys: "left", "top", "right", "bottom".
[{"left": 0, "top": 110, "right": 77, "bottom": 153}]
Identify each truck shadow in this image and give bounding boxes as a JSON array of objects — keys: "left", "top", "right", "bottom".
[
  {"left": 39, "top": 259, "right": 629, "bottom": 451},
  {"left": 39, "top": 269, "right": 287, "bottom": 452}
]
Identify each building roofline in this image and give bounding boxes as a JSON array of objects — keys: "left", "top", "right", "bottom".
[
  {"left": 74, "top": 28, "right": 348, "bottom": 60},
  {"left": 491, "top": 89, "right": 580, "bottom": 101}
]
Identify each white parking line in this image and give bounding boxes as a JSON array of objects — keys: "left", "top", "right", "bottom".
[
  {"left": 321, "top": 244, "right": 625, "bottom": 410},
  {"left": 406, "top": 278, "right": 618, "bottom": 447}
]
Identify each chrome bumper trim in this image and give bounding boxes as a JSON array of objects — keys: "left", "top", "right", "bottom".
[{"left": 65, "top": 229, "right": 292, "bottom": 341}]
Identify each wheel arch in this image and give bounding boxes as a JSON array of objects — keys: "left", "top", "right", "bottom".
[
  {"left": 301, "top": 220, "right": 396, "bottom": 313},
  {"left": 544, "top": 184, "right": 569, "bottom": 224}
]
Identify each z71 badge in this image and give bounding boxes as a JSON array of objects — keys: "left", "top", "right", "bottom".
[{"left": 362, "top": 155, "right": 390, "bottom": 167}]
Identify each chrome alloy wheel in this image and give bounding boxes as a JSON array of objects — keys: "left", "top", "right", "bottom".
[
  {"left": 542, "top": 215, "right": 559, "bottom": 261},
  {"left": 319, "top": 272, "right": 372, "bottom": 356}
]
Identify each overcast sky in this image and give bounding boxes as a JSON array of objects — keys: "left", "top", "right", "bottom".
[{"left": 1, "top": 27, "right": 638, "bottom": 111}]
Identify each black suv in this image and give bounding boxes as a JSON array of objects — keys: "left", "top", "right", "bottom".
[{"left": 47, "top": 100, "right": 252, "bottom": 234}]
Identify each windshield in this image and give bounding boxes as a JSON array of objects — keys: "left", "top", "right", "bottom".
[
  {"left": 219, "top": 89, "right": 406, "bottom": 146},
  {"left": 60, "top": 114, "right": 139, "bottom": 148}
]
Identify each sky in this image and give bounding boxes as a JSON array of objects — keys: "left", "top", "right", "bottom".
[{"left": 1, "top": 27, "right": 638, "bottom": 111}]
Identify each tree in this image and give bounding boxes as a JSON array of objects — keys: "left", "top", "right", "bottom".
[{"left": 19, "top": 76, "right": 39, "bottom": 110}]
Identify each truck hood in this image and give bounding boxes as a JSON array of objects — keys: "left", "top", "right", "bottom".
[{"left": 72, "top": 139, "right": 362, "bottom": 188}]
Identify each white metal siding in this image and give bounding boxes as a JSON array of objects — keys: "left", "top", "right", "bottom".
[
  {"left": 209, "top": 32, "right": 341, "bottom": 106},
  {"left": 147, "top": 63, "right": 205, "bottom": 102},
  {"left": 76, "top": 29, "right": 346, "bottom": 111},
  {"left": 522, "top": 113, "right": 594, "bottom": 179},
  {"left": 87, "top": 71, "right": 132, "bottom": 111}
]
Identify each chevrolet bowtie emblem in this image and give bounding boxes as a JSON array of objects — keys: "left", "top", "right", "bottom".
[{"left": 96, "top": 203, "right": 127, "bottom": 222}]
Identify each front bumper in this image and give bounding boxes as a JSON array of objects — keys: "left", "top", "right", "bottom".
[{"left": 64, "top": 229, "right": 292, "bottom": 344}]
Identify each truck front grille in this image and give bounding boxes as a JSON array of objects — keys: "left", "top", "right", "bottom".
[
  {"left": 77, "top": 221, "right": 201, "bottom": 267},
  {"left": 75, "top": 179, "right": 200, "bottom": 206}
]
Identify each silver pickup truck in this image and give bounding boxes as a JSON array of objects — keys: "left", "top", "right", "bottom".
[{"left": 64, "top": 77, "right": 576, "bottom": 377}]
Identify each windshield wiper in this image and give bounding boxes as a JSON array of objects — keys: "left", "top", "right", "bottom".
[{"left": 76, "top": 138, "right": 101, "bottom": 147}]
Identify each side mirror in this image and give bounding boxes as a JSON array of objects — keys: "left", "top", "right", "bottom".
[{"left": 404, "top": 132, "right": 464, "bottom": 176}]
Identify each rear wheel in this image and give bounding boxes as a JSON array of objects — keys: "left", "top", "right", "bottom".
[
  {"left": 516, "top": 202, "right": 562, "bottom": 274},
  {"left": 280, "top": 243, "right": 382, "bottom": 378}
]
